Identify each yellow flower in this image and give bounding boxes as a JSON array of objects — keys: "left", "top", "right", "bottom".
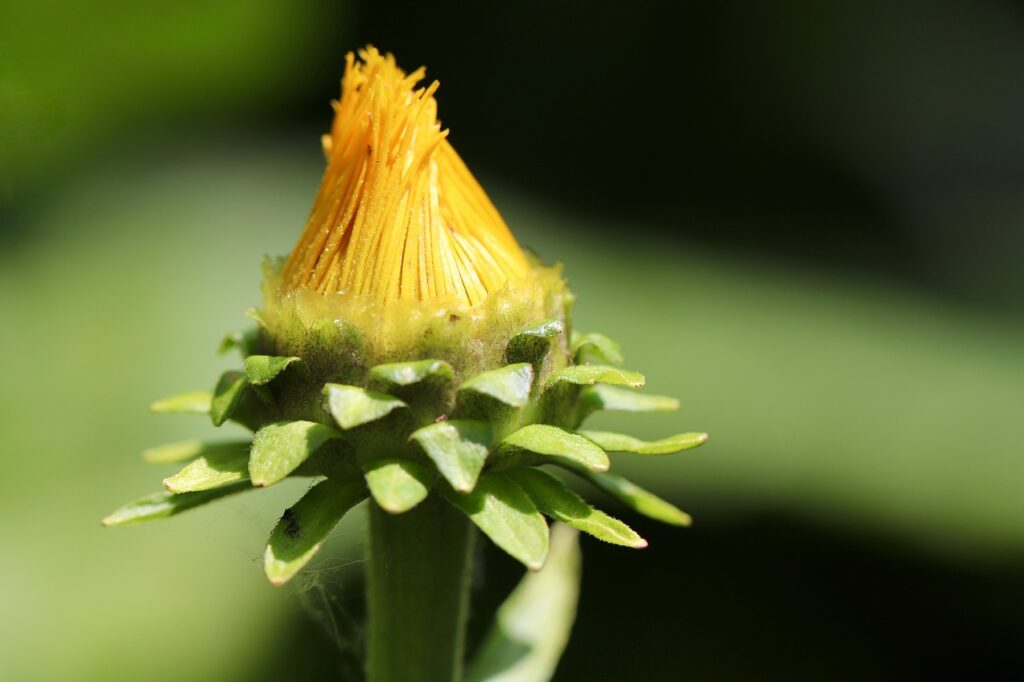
[{"left": 280, "top": 46, "right": 531, "bottom": 308}]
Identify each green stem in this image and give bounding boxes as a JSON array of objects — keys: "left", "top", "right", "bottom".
[{"left": 366, "top": 495, "right": 475, "bottom": 682}]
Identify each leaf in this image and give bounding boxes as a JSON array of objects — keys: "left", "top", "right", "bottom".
[
  {"left": 459, "top": 363, "right": 534, "bottom": 408},
  {"left": 369, "top": 359, "right": 454, "bottom": 389},
  {"left": 323, "top": 384, "right": 407, "bottom": 430},
  {"left": 505, "top": 318, "right": 564, "bottom": 366},
  {"left": 444, "top": 472, "right": 549, "bottom": 570},
  {"left": 410, "top": 419, "right": 492, "bottom": 493},
  {"left": 264, "top": 478, "right": 368, "bottom": 586},
  {"left": 368, "top": 360, "right": 455, "bottom": 422},
  {"left": 507, "top": 467, "right": 646, "bottom": 548},
  {"left": 101, "top": 482, "right": 249, "bottom": 527},
  {"left": 149, "top": 390, "right": 211, "bottom": 415},
  {"left": 218, "top": 326, "right": 260, "bottom": 357},
  {"left": 142, "top": 438, "right": 250, "bottom": 464},
  {"left": 209, "top": 371, "right": 248, "bottom": 427},
  {"left": 244, "top": 307, "right": 269, "bottom": 329},
  {"left": 578, "top": 430, "right": 708, "bottom": 455},
  {"left": 546, "top": 365, "right": 644, "bottom": 389},
  {"left": 466, "top": 524, "right": 581, "bottom": 682},
  {"left": 364, "top": 459, "right": 432, "bottom": 514},
  {"left": 499, "top": 424, "right": 609, "bottom": 472},
  {"left": 577, "top": 384, "right": 679, "bottom": 422},
  {"left": 562, "top": 463, "right": 691, "bottom": 527},
  {"left": 249, "top": 420, "right": 341, "bottom": 487},
  {"left": 243, "top": 355, "right": 302, "bottom": 385},
  {"left": 163, "top": 445, "right": 251, "bottom": 492},
  {"left": 570, "top": 331, "right": 624, "bottom": 365}
]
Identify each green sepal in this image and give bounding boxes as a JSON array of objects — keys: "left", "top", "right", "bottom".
[
  {"left": 576, "top": 384, "right": 680, "bottom": 425},
  {"left": 210, "top": 371, "right": 248, "bottom": 427},
  {"left": 578, "top": 430, "right": 708, "bottom": 455},
  {"left": 562, "top": 463, "right": 691, "bottom": 527},
  {"left": 368, "top": 359, "right": 455, "bottom": 423},
  {"left": 543, "top": 367, "right": 646, "bottom": 428},
  {"left": 546, "top": 365, "right": 644, "bottom": 389},
  {"left": 466, "top": 524, "right": 581, "bottom": 682},
  {"left": 249, "top": 420, "right": 341, "bottom": 487},
  {"left": 459, "top": 363, "right": 534, "bottom": 408},
  {"left": 364, "top": 459, "right": 433, "bottom": 514},
  {"left": 263, "top": 477, "right": 368, "bottom": 586},
  {"left": 505, "top": 318, "right": 564, "bottom": 367},
  {"left": 243, "top": 355, "right": 302, "bottom": 385},
  {"left": 443, "top": 472, "right": 549, "bottom": 571},
  {"left": 570, "top": 331, "right": 624, "bottom": 365},
  {"left": 369, "top": 359, "right": 455, "bottom": 391},
  {"left": 507, "top": 467, "right": 646, "bottom": 548},
  {"left": 142, "top": 439, "right": 250, "bottom": 464},
  {"left": 218, "top": 326, "right": 261, "bottom": 357},
  {"left": 149, "top": 390, "right": 211, "bottom": 415},
  {"left": 163, "top": 445, "right": 250, "bottom": 492},
  {"left": 244, "top": 307, "right": 269, "bottom": 329},
  {"left": 410, "top": 419, "right": 492, "bottom": 493},
  {"left": 497, "top": 424, "right": 609, "bottom": 472},
  {"left": 101, "top": 482, "right": 250, "bottom": 527},
  {"left": 323, "top": 384, "right": 407, "bottom": 430}
]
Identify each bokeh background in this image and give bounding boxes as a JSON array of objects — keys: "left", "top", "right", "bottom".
[{"left": 3, "top": 1, "right": 1023, "bottom": 679}]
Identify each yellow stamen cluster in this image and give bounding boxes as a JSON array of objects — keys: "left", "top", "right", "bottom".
[{"left": 280, "top": 46, "right": 531, "bottom": 308}]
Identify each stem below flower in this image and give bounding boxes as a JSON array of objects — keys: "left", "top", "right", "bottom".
[{"left": 366, "top": 495, "right": 475, "bottom": 682}]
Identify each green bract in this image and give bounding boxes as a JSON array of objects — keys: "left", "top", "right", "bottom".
[{"left": 106, "top": 308, "right": 707, "bottom": 585}]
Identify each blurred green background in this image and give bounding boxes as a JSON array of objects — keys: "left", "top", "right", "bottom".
[{"left": 2, "top": 1, "right": 1023, "bottom": 680}]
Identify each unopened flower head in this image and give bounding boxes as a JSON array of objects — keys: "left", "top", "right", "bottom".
[
  {"left": 107, "top": 47, "right": 707, "bottom": 629},
  {"left": 264, "top": 47, "right": 564, "bottom": 366},
  {"left": 281, "top": 47, "right": 531, "bottom": 306}
]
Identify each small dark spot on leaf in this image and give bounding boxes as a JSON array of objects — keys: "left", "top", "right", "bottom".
[
  {"left": 282, "top": 508, "right": 301, "bottom": 538},
  {"left": 449, "top": 314, "right": 461, "bottom": 323}
]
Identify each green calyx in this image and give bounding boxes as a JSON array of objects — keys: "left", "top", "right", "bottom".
[{"left": 106, "top": 290, "right": 707, "bottom": 586}]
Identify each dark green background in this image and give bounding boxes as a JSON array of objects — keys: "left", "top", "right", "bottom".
[{"left": 2, "top": 1, "right": 1023, "bottom": 679}]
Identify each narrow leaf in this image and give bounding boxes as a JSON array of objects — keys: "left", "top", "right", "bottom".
[
  {"left": 507, "top": 467, "right": 646, "bottom": 548},
  {"left": 323, "top": 384, "right": 407, "bottom": 430},
  {"left": 249, "top": 420, "right": 341, "bottom": 487},
  {"left": 264, "top": 478, "right": 368, "bottom": 586},
  {"left": 459, "top": 364, "right": 534, "bottom": 408},
  {"left": 466, "top": 524, "right": 581, "bottom": 682},
  {"left": 444, "top": 472, "right": 549, "bottom": 570},
  {"left": 577, "top": 385, "right": 679, "bottom": 421},
  {"left": 210, "top": 371, "right": 248, "bottom": 426},
  {"left": 570, "top": 331, "right": 624, "bottom": 365},
  {"left": 364, "top": 459, "right": 432, "bottom": 514},
  {"left": 505, "top": 318, "right": 564, "bottom": 366},
  {"left": 244, "top": 307, "right": 269, "bottom": 329},
  {"left": 578, "top": 430, "right": 708, "bottom": 455},
  {"left": 499, "top": 424, "right": 609, "bottom": 472},
  {"left": 546, "top": 365, "right": 644, "bottom": 389},
  {"left": 142, "top": 439, "right": 250, "bottom": 464},
  {"left": 163, "top": 445, "right": 250, "bottom": 493},
  {"left": 410, "top": 419, "right": 492, "bottom": 492},
  {"left": 218, "top": 326, "right": 260, "bottom": 357},
  {"left": 149, "top": 390, "right": 211, "bottom": 415},
  {"left": 369, "top": 359, "right": 454, "bottom": 389},
  {"left": 562, "top": 463, "right": 691, "bottom": 527},
  {"left": 243, "top": 355, "right": 302, "bottom": 385},
  {"left": 101, "top": 482, "right": 249, "bottom": 527}
]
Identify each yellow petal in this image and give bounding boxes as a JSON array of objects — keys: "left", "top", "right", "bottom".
[{"left": 280, "top": 46, "right": 531, "bottom": 308}]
